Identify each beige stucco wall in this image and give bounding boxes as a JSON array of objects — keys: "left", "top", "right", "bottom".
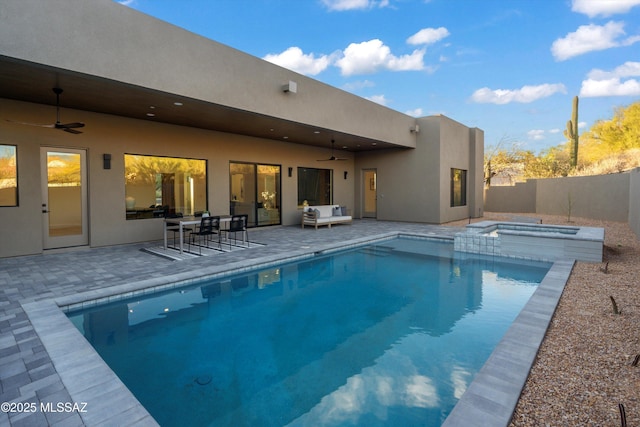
[
  {"left": 431, "top": 116, "right": 483, "bottom": 223},
  {"left": 485, "top": 173, "right": 631, "bottom": 222},
  {"left": 353, "top": 115, "right": 483, "bottom": 224},
  {"left": 484, "top": 180, "right": 537, "bottom": 213},
  {"left": 537, "top": 174, "right": 630, "bottom": 221},
  {"left": 468, "top": 127, "right": 485, "bottom": 219},
  {"left": 0, "top": 0, "right": 416, "bottom": 148},
  {"left": 0, "top": 98, "right": 355, "bottom": 257},
  {"left": 629, "top": 168, "right": 640, "bottom": 237}
]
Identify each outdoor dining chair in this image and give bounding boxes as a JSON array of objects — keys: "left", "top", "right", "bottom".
[
  {"left": 224, "top": 214, "right": 249, "bottom": 250},
  {"left": 166, "top": 213, "right": 193, "bottom": 249},
  {"left": 188, "top": 215, "right": 221, "bottom": 254}
]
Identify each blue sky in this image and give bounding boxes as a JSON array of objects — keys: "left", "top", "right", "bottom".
[{"left": 117, "top": 0, "right": 640, "bottom": 152}]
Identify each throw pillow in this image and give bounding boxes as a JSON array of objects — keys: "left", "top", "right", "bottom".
[
  {"left": 332, "top": 206, "right": 341, "bottom": 216},
  {"left": 341, "top": 206, "right": 348, "bottom": 216}
]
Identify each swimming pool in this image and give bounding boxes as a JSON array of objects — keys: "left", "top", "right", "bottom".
[{"left": 67, "top": 237, "right": 551, "bottom": 426}]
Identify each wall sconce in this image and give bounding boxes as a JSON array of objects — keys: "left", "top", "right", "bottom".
[
  {"left": 344, "top": 171, "right": 348, "bottom": 180},
  {"left": 410, "top": 125, "right": 420, "bottom": 133},
  {"left": 288, "top": 167, "right": 293, "bottom": 177},
  {"left": 103, "top": 153, "right": 111, "bottom": 170},
  {"left": 282, "top": 81, "right": 297, "bottom": 93}
]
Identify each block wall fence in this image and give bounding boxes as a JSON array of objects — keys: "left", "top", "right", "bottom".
[{"left": 484, "top": 167, "right": 640, "bottom": 239}]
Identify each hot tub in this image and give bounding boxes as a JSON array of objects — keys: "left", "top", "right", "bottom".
[{"left": 454, "top": 221, "right": 605, "bottom": 262}]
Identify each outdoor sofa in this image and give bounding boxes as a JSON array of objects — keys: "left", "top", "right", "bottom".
[{"left": 301, "top": 205, "right": 352, "bottom": 229}]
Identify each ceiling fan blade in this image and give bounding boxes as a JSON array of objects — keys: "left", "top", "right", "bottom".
[
  {"left": 62, "top": 128, "right": 83, "bottom": 134},
  {"left": 316, "top": 139, "right": 349, "bottom": 161},
  {"left": 316, "top": 157, "right": 348, "bottom": 161},
  {"left": 5, "top": 119, "right": 55, "bottom": 128},
  {"left": 55, "top": 122, "right": 85, "bottom": 129},
  {"left": 6, "top": 89, "right": 85, "bottom": 134}
]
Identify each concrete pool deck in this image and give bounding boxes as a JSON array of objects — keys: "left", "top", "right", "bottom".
[{"left": 0, "top": 220, "right": 572, "bottom": 426}]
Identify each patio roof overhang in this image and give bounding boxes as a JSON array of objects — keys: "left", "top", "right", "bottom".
[{"left": 0, "top": 55, "right": 407, "bottom": 153}]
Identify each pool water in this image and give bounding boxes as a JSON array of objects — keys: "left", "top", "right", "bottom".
[{"left": 67, "top": 238, "right": 551, "bottom": 427}]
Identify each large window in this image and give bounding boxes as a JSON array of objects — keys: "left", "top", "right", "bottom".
[
  {"left": 124, "top": 154, "right": 207, "bottom": 219},
  {"left": 450, "top": 168, "right": 467, "bottom": 207},
  {"left": 298, "top": 167, "right": 332, "bottom": 206},
  {"left": 230, "top": 162, "right": 281, "bottom": 227},
  {"left": 0, "top": 145, "right": 18, "bottom": 207}
]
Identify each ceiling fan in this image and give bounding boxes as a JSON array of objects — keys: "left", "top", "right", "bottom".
[
  {"left": 7, "top": 87, "right": 85, "bottom": 134},
  {"left": 317, "top": 139, "right": 348, "bottom": 161}
]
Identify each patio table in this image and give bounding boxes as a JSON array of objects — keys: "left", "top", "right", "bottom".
[{"left": 163, "top": 216, "right": 230, "bottom": 254}]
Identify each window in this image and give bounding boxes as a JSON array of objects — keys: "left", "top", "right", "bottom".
[
  {"left": 230, "top": 162, "right": 281, "bottom": 227},
  {"left": 298, "top": 167, "right": 332, "bottom": 206},
  {"left": 451, "top": 168, "right": 467, "bottom": 207},
  {"left": 0, "top": 145, "right": 18, "bottom": 207},
  {"left": 124, "top": 154, "right": 207, "bottom": 219}
]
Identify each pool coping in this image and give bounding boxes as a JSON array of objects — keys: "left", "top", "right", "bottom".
[
  {"left": 442, "top": 258, "right": 574, "bottom": 427},
  {"left": 22, "top": 231, "right": 572, "bottom": 426}
]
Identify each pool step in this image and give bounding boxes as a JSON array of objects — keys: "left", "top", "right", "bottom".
[{"left": 359, "top": 245, "right": 395, "bottom": 257}]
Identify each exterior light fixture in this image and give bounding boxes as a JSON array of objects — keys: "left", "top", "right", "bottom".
[
  {"left": 344, "top": 171, "right": 348, "bottom": 180},
  {"left": 103, "top": 154, "right": 111, "bottom": 169},
  {"left": 282, "top": 81, "right": 297, "bottom": 93}
]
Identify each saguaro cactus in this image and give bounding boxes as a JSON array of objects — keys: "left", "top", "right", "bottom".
[{"left": 564, "top": 95, "right": 579, "bottom": 168}]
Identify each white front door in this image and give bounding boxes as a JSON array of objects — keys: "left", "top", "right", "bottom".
[{"left": 41, "top": 147, "right": 88, "bottom": 249}]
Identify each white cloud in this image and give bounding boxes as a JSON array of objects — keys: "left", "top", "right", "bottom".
[
  {"left": 586, "top": 61, "right": 640, "bottom": 79},
  {"left": 551, "top": 21, "right": 640, "bottom": 61},
  {"left": 263, "top": 47, "right": 333, "bottom": 76},
  {"left": 572, "top": 0, "right": 640, "bottom": 17},
  {"left": 366, "top": 94, "right": 389, "bottom": 105},
  {"left": 407, "top": 27, "right": 450, "bottom": 45},
  {"left": 335, "top": 39, "right": 425, "bottom": 75},
  {"left": 470, "top": 83, "right": 567, "bottom": 104},
  {"left": 528, "top": 130, "right": 545, "bottom": 140},
  {"left": 549, "top": 128, "right": 561, "bottom": 134},
  {"left": 322, "top": 0, "right": 389, "bottom": 11},
  {"left": 342, "top": 80, "right": 376, "bottom": 91},
  {"left": 405, "top": 108, "right": 423, "bottom": 117},
  {"left": 580, "top": 78, "right": 640, "bottom": 97},
  {"left": 580, "top": 61, "right": 640, "bottom": 97}
]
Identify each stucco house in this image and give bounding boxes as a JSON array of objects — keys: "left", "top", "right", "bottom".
[{"left": 0, "top": 0, "right": 483, "bottom": 258}]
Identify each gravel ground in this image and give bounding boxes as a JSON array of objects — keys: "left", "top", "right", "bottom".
[{"left": 451, "top": 213, "right": 639, "bottom": 427}]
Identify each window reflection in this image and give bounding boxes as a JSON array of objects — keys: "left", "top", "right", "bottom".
[
  {"left": 451, "top": 168, "right": 467, "bottom": 207},
  {"left": 0, "top": 145, "right": 17, "bottom": 207},
  {"left": 47, "top": 152, "right": 82, "bottom": 236},
  {"left": 230, "top": 162, "right": 281, "bottom": 227},
  {"left": 125, "top": 154, "right": 207, "bottom": 219},
  {"left": 298, "top": 167, "right": 332, "bottom": 206}
]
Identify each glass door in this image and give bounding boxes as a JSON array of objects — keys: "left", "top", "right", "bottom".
[
  {"left": 41, "top": 147, "right": 88, "bottom": 249},
  {"left": 230, "top": 162, "right": 281, "bottom": 227},
  {"left": 256, "top": 164, "right": 281, "bottom": 226},
  {"left": 363, "top": 169, "right": 377, "bottom": 218}
]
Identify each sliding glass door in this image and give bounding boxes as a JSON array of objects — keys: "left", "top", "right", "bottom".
[{"left": 230, "top": 162, "right": 281, "bottom": 227}]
